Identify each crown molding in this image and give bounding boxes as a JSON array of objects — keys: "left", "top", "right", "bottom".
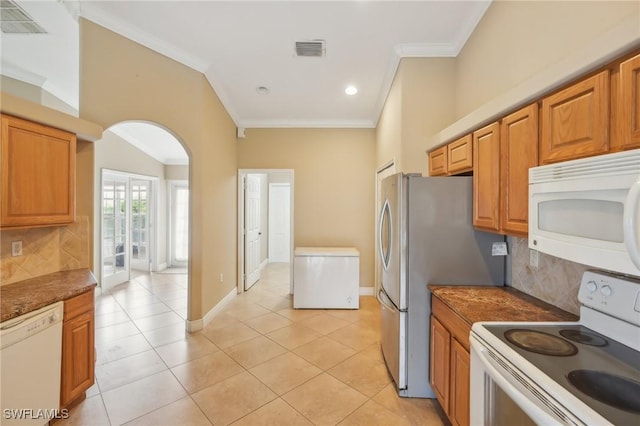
[
  {"left": 237, "top": 118, "right": 375, "bottom": 129},
  {"left": 78, "top": 3, "right": 209, "bottom": 73}
]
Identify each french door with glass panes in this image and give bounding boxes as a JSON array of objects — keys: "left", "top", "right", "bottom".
[
  {"left": 102, "top": 173, "right": 129, "bottom": 290},
  {"left": 102, "top": 172, "right": 154, "bottom": 290},
  {"left": 130, "top": 179, "right": 152, "bottom": 271}
]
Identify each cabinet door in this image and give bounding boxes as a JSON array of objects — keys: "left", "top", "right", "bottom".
[
  {"left": 540, "top": 70, "right": 609, "bottom": 164},
  {"left": 447, "top": 135, "right": 473, "bottom": 174},
  {"left": 1, "top": 115, "right": 76, "bottom": 228},
  {"left": 61, "top": 310, "right": 94, "bottom": 407},
  {"left": 429, "top": 146, "right": 448, "bottom": 176},
  {"left": 450, "top": 338, "right": 470, "bottom": 426},
  {"left": 473, "top": 122, "right": 500, "bottom": 232},
  {"left": 430, "top": 315, "right": 451, "bottom": 414},
  {"left": 500, "top": 104, "right": 539, "bottom": 237},
  {"left": 618, "top": 54, "right": 640, "bottom": 149}
]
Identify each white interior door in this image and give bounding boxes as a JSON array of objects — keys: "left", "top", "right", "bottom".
[
  {"left": 102, "top": 173, "right": 129, "bottom": 290},
  {"left": 375, "top": 161, "right": 396, "bottom": 297},
  {"left": 244, "top": 174, "right": 261, "bottom": 290},
  {"left": 268, "top": 183, "right": 291, "bottom": 263}
]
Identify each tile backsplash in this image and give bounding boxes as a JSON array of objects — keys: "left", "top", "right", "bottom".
[
  {"left": 509, "top": 237, "right": 590, "bottom": 316},
  {"left": 1, "top": 216, "right": 90, "bottom": 285}
]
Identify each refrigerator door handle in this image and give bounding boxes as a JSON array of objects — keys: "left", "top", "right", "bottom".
[
  {"left": 378, "top": 200, "right": 392, "bottom": 271},
  {"left": 378, "top": 287, "right": 406, "bottom": 313}
]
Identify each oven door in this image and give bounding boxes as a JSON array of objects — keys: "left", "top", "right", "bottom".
[{"left": 470, "top": 335, "right": 585, "bottom": 426}]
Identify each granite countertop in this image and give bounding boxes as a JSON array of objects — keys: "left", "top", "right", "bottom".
[
  {"left": 1, "top": 268, "right": 97, "bottom": 322},
  {"left": 429, "top": 285, "right": 578, "bottom": 325}
]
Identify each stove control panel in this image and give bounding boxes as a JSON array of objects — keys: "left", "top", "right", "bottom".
[{"left": 578, "top": 270, "right": 640, "bottom": 326}]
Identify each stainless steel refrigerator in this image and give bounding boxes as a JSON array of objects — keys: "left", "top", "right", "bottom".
[{"left": 377, "top": 173, "right": 504, "bottom": 398}]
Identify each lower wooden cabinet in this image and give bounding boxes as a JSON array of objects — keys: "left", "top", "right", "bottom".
[
  {"left": 430, "top": 316, "right": 451, "bottom": 413},
  {"left": 450, "top": 339, "right": 470, "bottom": 426},
  {"left": 431, "top": 297, "right": 471, "bottom": 426},
  {"left": 61, "top": 290, "right": 95, "bottom": 408}
]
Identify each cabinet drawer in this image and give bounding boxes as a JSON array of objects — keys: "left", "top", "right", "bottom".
[
  {"left": 64, "top": 290, "right": 94, "bottom": 321},
  {"left": 447, "top": 135, "right": 473, "bottom": 174},
  {"left": 540, "top": 70, "right": 610, "bottom": 164},
  {"left": 429, "top": 146, "right": 448, "bottom": 176}
]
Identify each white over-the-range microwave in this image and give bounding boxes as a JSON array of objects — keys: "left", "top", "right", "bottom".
[{"left": 529, "top": 148, "right": 640, "bottom": 277}]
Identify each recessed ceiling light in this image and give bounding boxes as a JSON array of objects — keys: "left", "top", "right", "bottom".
[
  {"left": 256, "top": 86, "right": 270, "bottom": 95},
  {"left": 345, "top": 85, "right": 358, "bottom": 95}
]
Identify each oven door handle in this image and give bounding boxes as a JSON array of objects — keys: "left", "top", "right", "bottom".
[
  {"left": 470, "top": 337, "right": 576, "bottom": 426},
  {"left": 624, "top": 177, "right": 640, "bottom": 271}
]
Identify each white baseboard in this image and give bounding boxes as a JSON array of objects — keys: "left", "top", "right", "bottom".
[
  {"left": 156, "top": 262, "right": 168, "bottom": 272},
  {"left": 186, "top": 287, "right": 237, "bottom": 332},
  {"left": 260, "top": 259, "right": 268, "bottom": 270},
  {"left": 359, "top": 286, "right": 375, "bottom": 296}
]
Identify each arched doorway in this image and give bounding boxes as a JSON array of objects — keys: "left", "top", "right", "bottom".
[{"left": 94, "top": 121, "right": 190, "bottom": 311}]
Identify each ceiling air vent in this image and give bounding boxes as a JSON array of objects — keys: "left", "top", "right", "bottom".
[
  {"left": 1, "top": 0, "right": 46, "bottom": 34},
  {"left": 295, "top": 40, "right": 326, "bottom": 57}
]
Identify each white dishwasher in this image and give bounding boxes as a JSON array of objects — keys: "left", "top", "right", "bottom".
[
  {"left": 1, "top": 302, "right": 64, "bottom": 426},
  {"left": 293, "top": 247, "right": 360, "bottom": 309}
]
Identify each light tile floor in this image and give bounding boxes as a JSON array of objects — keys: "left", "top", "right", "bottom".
[{"left": 59, "top": 263, "right": 446, "bottom": 425}]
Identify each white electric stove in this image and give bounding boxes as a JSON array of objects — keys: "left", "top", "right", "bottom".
[{"left": 470, "top": 270, "right": 640, "bottom": 426}]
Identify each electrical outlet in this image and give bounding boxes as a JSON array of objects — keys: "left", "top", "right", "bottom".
[
  {"left": 219, "top": 273, "right": 224, "bottom": 283},
  {"left": 11, "top": 240, "right": 23, "bottom": 257},
  {"left": 491, "top": 242, "right": 508, "bottom": 256},
  {"left": 529, "top": 249, "right": 539, "bottom": 268}
]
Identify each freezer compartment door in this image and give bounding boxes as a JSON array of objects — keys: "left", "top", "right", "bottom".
[
  {"left": 379, "top": 288, "right": 406, "bottom": 391},
  {"left": 379, "top": 173, "right": 407, "bottom": 310}
]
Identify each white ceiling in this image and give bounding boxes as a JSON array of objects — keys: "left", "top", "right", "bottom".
[
  {"left": 110, "top": 122, "right": 189, "bottom": 165},
  {"left": 1, "top": 0, "right": 492, "bottom": 162}
]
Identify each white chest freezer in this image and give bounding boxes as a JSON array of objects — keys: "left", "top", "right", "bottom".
[{"left": 293, "top": 247, "right": 360, "bottom": 309}]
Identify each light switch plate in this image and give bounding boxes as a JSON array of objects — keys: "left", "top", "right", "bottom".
[{"left": 491, "top": 242, "right": 508, "bottom": 256}]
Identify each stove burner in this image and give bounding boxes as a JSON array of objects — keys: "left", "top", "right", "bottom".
[
  {"left": 559, "top": 329, "right": 608, "bottom": 347},
  {"left": 567, "top": 370, "right": 640, "bottom": 413},
  {"left": 504, "top": 329, "right": 578, "bottom": 356}
]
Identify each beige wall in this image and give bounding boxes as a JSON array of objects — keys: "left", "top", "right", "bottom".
[
  {"left": 376, "top": 66, "right": 403, "bottom": 171},
  {"left": 79, "top": 20, "right": 237, "bottom": 321},
  {"left": 376, "top": 58, "right": 456, "bottom": 175},
  {"left": 165, "top": 165, "right": 189, "bottom": 181},
  {"left": 455, "top": 0, "right": 639, "bottom": 119},
  {"left": 237, "top": 128, "right": 376, "bottom": 286},
  {"left": 400, "top": 59, "right": 456, "bottom": 175},
  {"left": 76, "top": 140, "right": 95, "bottom": 269}
]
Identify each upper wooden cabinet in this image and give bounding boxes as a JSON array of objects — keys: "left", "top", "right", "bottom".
[
  {"left": 447, "top": 135, "right": 473, "bottom": 174},
  {"left": 1, "top": 114, "right": 76, "bottom": 228},
  {"left": 428, "top": 135, "right": 473, "bottom": 176},
  {"left": 616, "top": 53, "right": 640, "bottom": 150},
  {"left": 473, "top": 122, "right": 500, "bottom": 232},
  {"left": 500, "top": 104, "right": 539, "bottom": 237},
  {"left": 428, "top": 145, "right": 448, "bottom": 176},
  {"left": 540, "top": 70, "right": 610, "bottom": 164}
]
